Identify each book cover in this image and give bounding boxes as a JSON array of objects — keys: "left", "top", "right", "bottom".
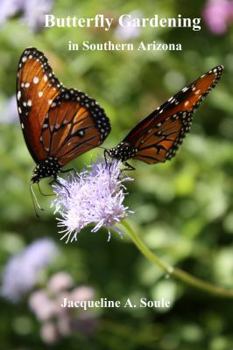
[{"left": 0, "top": 0, "right": 232, "bottom": 349}]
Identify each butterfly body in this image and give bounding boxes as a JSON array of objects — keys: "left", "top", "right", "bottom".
[
  {"left": 108, "top": 142, "right": 138, "bottom": 162},
  {"left": 108, "top": 65, "right": 224, "bottom": 165},
  {"left": 16, "top": 48, "right": 111, "bottom": 182},
  {"left": 31, "top": 157, "right": 61, "bottom": 183}
]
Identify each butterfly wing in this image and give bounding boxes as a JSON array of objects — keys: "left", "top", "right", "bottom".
[
  {"left": 122, "top": 65, "right": 224, "bottom": 164},
  {"left": 40, "top": 89, "right": 111, "bottom": 166},
  {"left": 16, "top": 47, "right": 62, "bottom": 162},
  {"left": 17, "top": 48, "right": 111, "bottom": 167}
]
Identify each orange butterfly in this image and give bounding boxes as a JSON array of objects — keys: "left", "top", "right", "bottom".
[
  {"left": 16, "top": 47, "right": 111, "bottom": 183},
  {"left": 108, "top": 65, "right": 224, "bottom": 167}
]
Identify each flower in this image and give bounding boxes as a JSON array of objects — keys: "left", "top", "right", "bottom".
[
  {"left": 0, "top": 0, "right": 23, "bottom": 25},
  {"left": 29, "top": 272, "right": 97, "bottom": 344},
  {"left": 0, "top": 96, "right": 18, "bottom": 124},
  {"left": 70, "top": 286, "right": 95, "bottom": 302},
  {"left": 203, "top": 0, "right": 233, "bottom": 34},
  {"left": 52, "top": 160, "right": 133, "bottom": 243},
  {"left": 1, "top": 238, "right": 58, "bottom": 302},
  {"left": 24, "top": 0, "right": 53, "bottom": 31},
  {"left": 47, "top": 272, "right": 74, "bottom": 294},
  {"left": 40, "top": 322, "right": 59, "bottom": 344},
  {"left": 29, "top": 290, "right": 57, "bottom": 321},
  {"left": 0, "top": 0, "right": 53, "bottom": 32}
]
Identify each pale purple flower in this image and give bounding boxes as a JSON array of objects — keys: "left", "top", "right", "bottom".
[
  {"left": 29, "top": 290, "right": 57, "bottom": 321},
  {"left": 48, "top": 272, "right": 74, "bottom": 294},
  {"left": 0, "top": 95, "right": 18, "bottom": 124},
  {"left": 0, "top": 0, "right": 23, "bottom": 25},
  {"left": 1, "top": 238, "right": 58, "bottom": 302},
  {"left": 24, "top": 0, "right": 53, "bottom": 31},
  {"left": 203, "top": 0, "right": 233, "bottom": 34},
  {"left": 52, "top": 160, "right": 133, "bottom": 243},
  {"left": 57, "top": 313, "right": 72, "bottom": 336},
  {"left": 29, "top": 272, "right": 97, "bottom": 343},
  {"left": 115, "top": 11, "right": 142, "bottom": 40},
  {"left": 71, "top": 286, "right": 95, "bottom": 302},
  {"left": 40, "top": 322, "right": 59, "bottom": 344},
  {"left": 0, "top": 0, "right": 53, "bottom": 31}
]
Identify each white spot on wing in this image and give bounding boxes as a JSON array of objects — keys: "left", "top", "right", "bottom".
[
  {"left": 182, "top": 87, "right": 189, "bottom": 92},
  {"left": 33, "top": 76, "right": 39, "bottom": 84}
]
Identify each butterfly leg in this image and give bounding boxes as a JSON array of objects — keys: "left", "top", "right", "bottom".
[
  {"left": 104, "top": 150, "right": 117, "bottom": 173},
  {"left": 123, "top": 162, "right": 135, "bottom": 171},
  {"left": 104, "top": 149, "right": 111, "bottom": 169},
  {"left": 50, "top": 178, "right": 71, "bottom": 197},
  {"left": 60, "top": 167, "right": 79, "bottom": 178}
]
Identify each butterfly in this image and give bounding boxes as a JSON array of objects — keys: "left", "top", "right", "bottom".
[
  {"left": 107, "top": 65, "right": 224, "bottom": 167},
  {"left": 16, "top": 47, "right": 111, "bottom": 183}
]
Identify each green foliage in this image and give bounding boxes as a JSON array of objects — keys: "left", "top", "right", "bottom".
[{"left": 0, "top": 0, "right": 232, "bottom": 349}]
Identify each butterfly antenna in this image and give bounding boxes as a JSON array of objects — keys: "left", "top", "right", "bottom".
[{"left": 30, "top": 183, "right": 44, "bottom": 218}]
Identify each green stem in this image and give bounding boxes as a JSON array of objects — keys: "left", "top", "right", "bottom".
[{"left": 120, "top": 220, "right": 233, "bottom": 299}]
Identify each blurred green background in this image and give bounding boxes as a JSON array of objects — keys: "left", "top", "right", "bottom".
[{"left": 0, "top": 0, "right": 233, "bottom": 349}]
